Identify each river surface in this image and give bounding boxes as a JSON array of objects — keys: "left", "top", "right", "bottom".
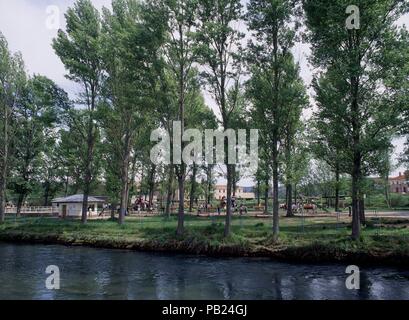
[{"left": 0, "top": 243, "right": 408, "bottom": 300}]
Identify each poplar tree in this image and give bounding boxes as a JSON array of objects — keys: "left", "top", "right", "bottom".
[
  {"left": 151, "top": 0, "right": 200, "bottom": 235},
  {"left": 304, "top": 0, "right": 409, "bottom": 239},
  {"left": 53, "top": 0, "right": 103, "bottom": 224},
  {"left": 196, "top": 0, "right": 244, "bottom": 237},
  {"left": 0, "top": 33, "right": 26, "bottom": 223},
  {"left": 101, "top": 0, "right": 166, "bottom": 225},
  {"left": 246, "top": 0, "right": 306, "bottom": 240},
  {"left": 11, "top": 76, "right": 66, "bottom": 216}
]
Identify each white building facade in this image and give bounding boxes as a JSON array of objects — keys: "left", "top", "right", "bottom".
[{"left": 52, "top": 195, "right": 106, "bottom": 218}]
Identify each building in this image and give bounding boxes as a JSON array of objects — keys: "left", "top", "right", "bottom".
[
  {"left": 214, "top": 185, "right": 255, "bottom": 200},
  {"left": 389, "top": 171, "right": 409, "bottom": 194},
  {"left": 52, "top": 194, "right": 106, "bottom": 218}
]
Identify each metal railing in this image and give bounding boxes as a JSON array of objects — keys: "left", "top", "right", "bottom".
[{"left": 5, "top": 206, "right": 55, "bottom": 216}]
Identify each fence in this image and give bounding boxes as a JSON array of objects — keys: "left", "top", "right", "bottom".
[{"left": 5, "top": 206, "right": 56, "bottom": 217}]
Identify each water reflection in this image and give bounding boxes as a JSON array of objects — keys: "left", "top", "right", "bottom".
[{"left": 0, "top": 243, "right": 408, "bottom": 300}]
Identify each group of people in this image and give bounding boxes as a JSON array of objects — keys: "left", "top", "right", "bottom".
[
  {"left": 216, "top": 197, "right": 248, "bottom": 216},
  {"left": 100, "top": 198, "right": 155, "bottom": 217},
  {"left": 133, "top": 198, "right": 155, "bottom": 212}
]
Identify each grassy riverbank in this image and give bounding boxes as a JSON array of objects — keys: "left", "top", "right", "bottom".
[{"left": 1, "top": 214, "right": 409, "bottom": 266}]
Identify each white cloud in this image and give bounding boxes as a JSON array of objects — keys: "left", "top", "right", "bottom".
[{"left": 0, "top": 0, "right": 111, "bottom": 98}]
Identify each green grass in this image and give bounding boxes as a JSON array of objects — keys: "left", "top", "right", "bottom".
[{"left": 1, "top": 214, "right": 409, "bottom": 264}]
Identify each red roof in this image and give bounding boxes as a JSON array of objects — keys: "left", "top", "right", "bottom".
[{"left": 390, "top": 171, "right": 409, "bottom": 181}]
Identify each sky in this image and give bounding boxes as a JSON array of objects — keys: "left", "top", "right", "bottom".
[{"left": 0, "top": 0, "right": 407, "bottom": 186}]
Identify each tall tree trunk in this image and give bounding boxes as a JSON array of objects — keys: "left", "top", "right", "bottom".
[
  {"left": 232, "top": 171, "right": 237, "bottom": 197},
  {"left": 351, "top": 152, "right": 361, "bottom": 240},
  {"left": 224, "top": 164, "right": 233, "bottom": 237},
  {"left": 43, "top": 181, "right": 50, "bottom": 206},
  {"left": 205, "top": 169, "right": 209, "bottom": 208},
  {"left": 177, "top": 174, "right": 185, "bottom": 235},
  {"left": 176, "top": 22, "right": 187, "bottom": 236},
  {"left": 286, "top": 184, "right": 293, "bottom": 217},
  {"left": 272, "top": 139, "right": 280, "bottom": 241},
  {"left": 271, "top": 22, "right": 280, "bottom": 241},
  {"left": 82, "top": 186, "right": 90, "bottom": 223},
  {"left": 111, "top": 200, "right": 117, "bottom": 220},
  {"left": 165, "top": 165, "right": 173, "bottom": 217},
  {"left": 0, "top": 105, "right": 9, "bottom": 223},
  {"left": 119, "top": 182, "right": 129, "bottom": 224},
  {"left": 335, "top": 166, "right": 340, "bottom": 212},
  {"left": 0, "top": 179, "right": 5, "bottom": 223},
  {"left": 350, "top": 28, "right": 362, "bottom": 241},
  {"left": 119, "top": 132, "right": 131, "bottom": 225},
  {"left": 81, "top": 87, "right": 97, "bottom": 225},
  {"left": 384, "top": 176, "right": 390, "bottom": 208},
  {"left": 257, "top": 180, "right": 261, "bottom": 206},
  {"left": 81, "top": 120, "right": 95, "bottom": 224},
  {"left": 148, "top": 164, "right": 156, "bottom": 210},
  {"left": 16, "top": 193, "right": 24, "bottom": 218},
  {"left": 119, "top": 160, "right": 130, "bottom": 225},
  {"left": 264, "top": 177, "right": 269, "bottom": 214},
  {"left": 64, "top": 176, "right": 69, "bottom": 197},
  {"left": 189, "top": 164, "right": 197, "bottom": 212},
  {"left": 139, "top": 170, "right": 144, "bottom": 198},
  {"left": 285, "top": 123, "right": 293, "bottom": 218},
  {"left": 207, "top": 187, "right": 212, "bottom": 207},
  {"left": 127, "top": 153, "right": 139, "bottom": 208}
]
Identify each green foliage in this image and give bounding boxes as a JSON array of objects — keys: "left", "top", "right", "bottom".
[
  {"left": 389, "top": 194, "right": 409, "bottom": 208},
  {"left": 52, "top": 0, "right": 105, "bottom": 222},
  {"left": 99, "top": 0, "right": 167, "bottom": 216},
  {"left": 196, "top": 0, "right": 244, "bottom": 127},
  {"left": 246, "top": 0, "right": 308, "bottom": 232},
  {"left": 304, "top": 0, "right": 409, "bottom": 238},
  {"left": 53, "top": 0, "right": 103, "bottom": 87},
  {"left": 0, "top": 33, "right": 27, "bottom": 221},
  {"left": 305, "top": 0, "right": 409, "bottom": 177},
  {"left": 1, "top": 0, "right": 409, "bottom": 246},
  {"left": 10, "top": 76, "right": 67, "bottom": 208}
]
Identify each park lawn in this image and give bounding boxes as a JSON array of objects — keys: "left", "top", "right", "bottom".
[{"left": 0, "top": 214, "right": 409, "bottom": 265}]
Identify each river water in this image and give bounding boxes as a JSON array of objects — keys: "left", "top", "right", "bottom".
[{"left": 0, "top": 243, "right": 408, "bottom": 300}]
